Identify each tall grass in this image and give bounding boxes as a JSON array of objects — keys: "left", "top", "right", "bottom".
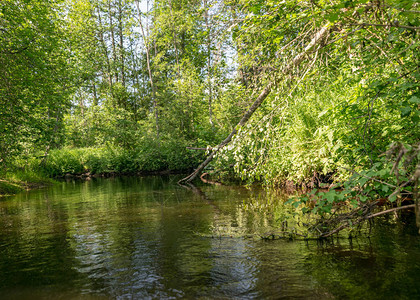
[
  {"left": 0, "top": 169, "right": 57, "bottom": 196},
  {"left": 39, "top": 139, "right": 204, "bottom": 177},
  {"left": 1, "top": 136, "right": 204, "bottom": 196}
]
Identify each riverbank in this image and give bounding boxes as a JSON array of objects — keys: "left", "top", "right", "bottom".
[
  {"left": 0, "top": 143, "right": 204, "bottom": 197},
  {"left": 0, "top": 171, "right": 56, "bottom": 196},
  {"left": 0, "top": 169, "right": 191, "bottom": 197},
  {"left": 0, "top": 144, "right": 203, "bottom": 197}
]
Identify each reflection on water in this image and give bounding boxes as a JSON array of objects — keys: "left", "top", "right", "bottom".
[{"left": 0, "top": 176, "right": 419, "bottom": 299}]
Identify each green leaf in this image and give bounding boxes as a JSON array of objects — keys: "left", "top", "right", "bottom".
[
  {"left": 325, "top": 192, "right": 335, "bottom": 203},
  {"left": 378, "top": 169, "right": 388, "bottom": 176},
  {"left": 389, "top": 194, "right": 397, "bottom": 202},
  {"left": 285, "top": 198, "right": 294, "bottom": 205},
  {"left": 408, "top": 96, "right": 420, "bottom": 104},
  {"left": 326, "top": 13, "right": 338, "bottom": 22},
  {"left": 358, "top": 177, "right": 368, "bottom": 186},
  {"left": 401, "top": 106, "right": 412, "bottom": 117}
]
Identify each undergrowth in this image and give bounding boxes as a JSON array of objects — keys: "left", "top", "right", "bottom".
[{"left": 39, "top": 138, "right": 205, "bottom": 177}]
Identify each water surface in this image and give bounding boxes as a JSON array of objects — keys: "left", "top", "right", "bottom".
[{"left": 0, "top": 176, "right": 419, "bottom": 299}]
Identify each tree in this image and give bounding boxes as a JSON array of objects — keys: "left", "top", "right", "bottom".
[{"left": 0, "top": 0, "right": 73, "bottom": 168}]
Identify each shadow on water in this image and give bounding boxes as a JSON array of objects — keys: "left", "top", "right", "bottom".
[{"left": 0, "top": 175, "right": 419, "bottom": 299}]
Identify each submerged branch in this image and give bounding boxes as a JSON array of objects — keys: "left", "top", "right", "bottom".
[{"left": 321, "top": 204, "right": 416, "bottom": 238}]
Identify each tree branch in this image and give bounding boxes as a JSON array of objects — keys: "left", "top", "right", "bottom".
[
  {"left": 321, "top": 204, "right": 416, "bottom": 237},
  {"left": 178, "top": 23, "right": 331, "bottom": 184},
  {"left": 350, "top": 23, "right": 420, "bottom": 30}
]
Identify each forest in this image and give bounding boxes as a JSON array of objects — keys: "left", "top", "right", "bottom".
[{"left": 0, "top": 0, "right": 419, "bottom": 233}]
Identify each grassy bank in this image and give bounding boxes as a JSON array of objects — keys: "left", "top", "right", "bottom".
[
  {"left": 0, "top": 170, "right": 56, "bottom": 196},
  {"left": 40, "top": 143, "right": 204, "bottom": 177},
  {"left": 1, "top": 139, "right": 205, "bottom": 196}
]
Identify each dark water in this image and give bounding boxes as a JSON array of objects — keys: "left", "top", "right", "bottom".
[{"left": 0, "top": 176, "right": 419, "bottom": 299}]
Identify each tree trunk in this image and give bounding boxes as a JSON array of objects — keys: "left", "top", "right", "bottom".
[
  {"left": 204, "top": 0, "right": 213, "bottom": 126},
  {"left": 179, "top": 23, "right": 331, "bottom": 184},
  {"left": 169, "top": 0, "right": 180, "bottom": 74},
  {"left": 97, "top": 5, "right": 113, "bottom": 89},
  {"left": 135, "top": 0, "right": 159, "bottom": 140},
  {"left": 118, "top": 0, "right": 125, "bottom": 87},
  {"left": 108, "top": 0, "right": 118, "bottom": 83},
  {"left": 414, "top": 164, "right": 420, "bottom": 234},
  {"left": 92, "top": 83, "right": 98, "bottom": 106},
  {"left": 131, "top": 43, "right": 141, "bottom": 120}
]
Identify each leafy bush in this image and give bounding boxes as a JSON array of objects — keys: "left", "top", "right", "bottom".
[
  {"left": 39, "top": 135, "right": 205, "bottom": 177},
  {"left": 41, "top": 148, "right": 85, "bottom": 177}
]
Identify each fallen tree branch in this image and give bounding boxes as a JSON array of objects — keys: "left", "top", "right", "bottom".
[
  {"left": 178, "top": 23, "right": 331, "bottom": 184},
  {"left": 367, "top": 204, "right": 415, "bottom": 218},
  {"left": 321, "top": 204, "right": 415, "bottom": 237}
]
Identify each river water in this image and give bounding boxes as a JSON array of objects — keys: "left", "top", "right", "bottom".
[{"left": 0, "top": 176, "right": 419, "bottom": 299}]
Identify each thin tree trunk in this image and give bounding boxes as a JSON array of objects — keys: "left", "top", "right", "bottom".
[
  {"left": 92, "top": 83, "right": 98, "bottom": 106},
  {"left": 79, "top": 90, "right": 84, "bottom": 119},
  {"left": 169, "top": 0, "right": 180, "bottom": 74},
  {"left": 97, "top": 5, "right": 113, "bottom": 89},
  {"left": 414, "top": 164, "right": 420, "bottom": 234},
  {"left": 40, "top": 110, "right": 61, "bottom": 166},
  {"left": 204, "top": 0, "right": 213, "bottom": 126},
  {"left": 135, "top": 0, "right": 159, "bottom": 139},
  {"left": 108, "top": 0, "right": 118, "bottom": 83},
  {"left": 131, "top": 42, "right": 140, "bottom": 120},
  {"left": 179, "top": 23, "right": 331, "bottom": 184},
  {"left": 118, "top": 0, "right": 125, "bottom": 87}
]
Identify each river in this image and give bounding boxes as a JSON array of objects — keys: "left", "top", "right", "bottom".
[{"left": 0, "top": 176, "right": 419, "bottom": 299}]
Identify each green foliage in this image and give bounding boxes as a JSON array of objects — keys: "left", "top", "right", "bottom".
[
  {"left": 1, "top": 0, "right": 419, "bottom": 217},
  {"left": 40, "top": 134, "right": 205, "bottom": 177},
  {"left": 0, "top": 181, "right": 24, "bottom": 196},
  {"left": 288, "top": 142, "right": 419, "bottom": 216},
  {"left": 212, "top": 0, "right": 419, "bottom": 193},
  {"left": 0, "top": 0, "right": 74, "bottom": 168},
  {"left": 0, "top": 168, "right": 56, "bottom": 196},
  {"left": 41, "top": 148, "right": 86, "bottom": 177}
]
